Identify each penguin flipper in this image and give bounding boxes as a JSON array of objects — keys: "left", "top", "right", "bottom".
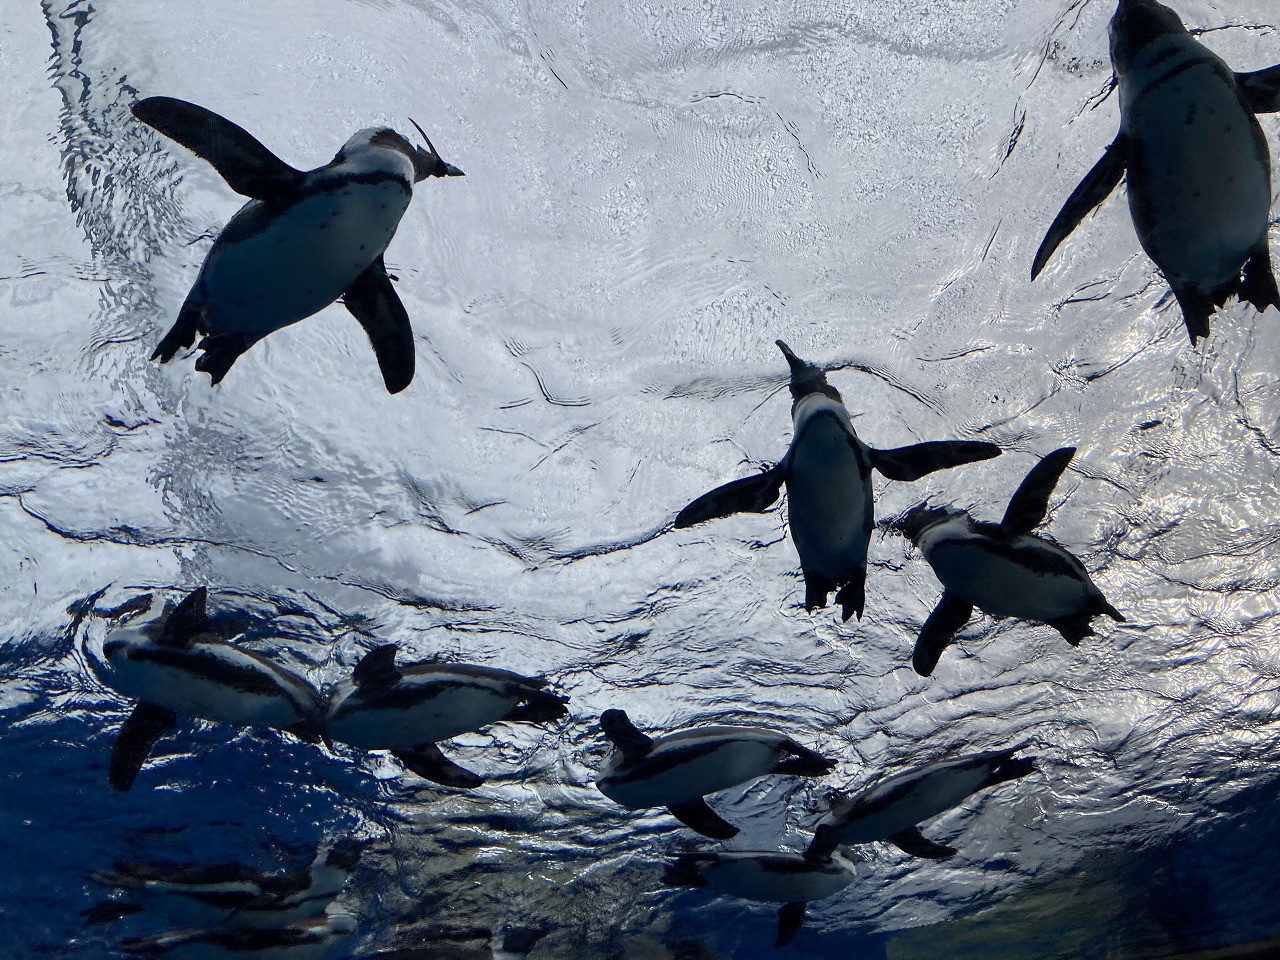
[
  {"left": 913, "top": 591, "right": 973, "bottom": 677},
  {"left": 888, "top": 826, "right": 956, "bottom": 860},
  {"left": 342, "top": 256, "right": 415, "bottom": 394},
  {"left": 1031, "top": 135, "right": 1128, "bottom": 280},
  {"left": 391, "top": 743, "right": 485, "bottom": 788},
  {"left": 109, "top": 701, "right": 178, "bottom": 791},
  {"left": 159, "top": 586, "right": 209, "bottom": 647},
  {"left": 666, "top": 798, "right": 739, "bottom": 839},
  {"left": 673, "top": 463, "right": 785, "bottom": 528},
  {"left": 1239, "top": 240, "right": 1280, "bottom": 315},
  {"left": 869, "top": 441, "right": 1001, "bottom": 483},
  {"left": 131, "top": 97, "right": 304, "bottom": 200},
  {"left": 152, "top": 297, "right": 206, "bottom": 363},
  {"left": 1238, "top": 64, "right": 1280, "bottom": 114},
  {"left": 193, "top": 332, "right": 264, "bottom": 385},
  {"left": 352, "top": 644, "right": 402, "bottom": 691},
  {"left": 775, "top": 902, "right": 806, "bottom": 948},
  {"left": 997, "top": 447, "right": 1076, "bottom": 538},
  {"left": 599, "top": 709, "right": 653, "bottom": 764}
]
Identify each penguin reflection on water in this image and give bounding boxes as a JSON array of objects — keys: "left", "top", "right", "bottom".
[
  {"left": 1032, "top": 0, "right": 1280, "bottom": 343},
  {"left": 100, "top": 587, "right": 323, "bottom": 791},
  {"left": 594, "top": 708, "right": 834, "bottom": 839},
  {"left": 675, "top": 340, "right": 1001, "bottom": 620},
  {"left": 131, "top": 96, "right": 464, "bottom": 391},
  {"left": 896, "top": 447, "right": 1125, "bottom": 677}
]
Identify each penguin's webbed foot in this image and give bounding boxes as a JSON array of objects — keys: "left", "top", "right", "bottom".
[
  {"left": 193, "top": 333, "right": 262, "bottom": 385},
  {"left": 151, "top": 301, "right": 205, "bottom": 363}
]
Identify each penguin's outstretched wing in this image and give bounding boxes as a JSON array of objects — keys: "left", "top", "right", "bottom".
[
  {"left": 1032, "top": 136, "right": 1128, "bottom": 280},
  {"left": 775, "top": 902, "right": 806, "bottom": 948},
  {"left": 888, "top": 826, "right": 956, "bottom": 860},
  {"left": 666, "top": 798, "right": 739, "bottom": 839},
  {"left": 1238, "top": 64, "right": 1280, "bottom": 113},
  {"left": 868, "top": 441, "right": 1001, "bottom": 483},
  {"left": 673, "top": 463, "right": 785, "bottom": 528},
  {"left": 109, "top": 701, "right": 177, "bottom": 791},
  {"left": 997, "top": 447, "right": 1075, "bottom": 538},
  {"left": 342, "top": 256, "right": 416, "bottom": 394},
  {"left": 391, "top": 743, "right": 485, "bottom": 788},
  {"left": 912, "top": 592, "right": 973, "bottom": 677},
  {"left": 132, "top": 97, "right": 304, "bottom": 200}
]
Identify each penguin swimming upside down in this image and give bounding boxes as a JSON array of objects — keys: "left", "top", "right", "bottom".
[
  {"left": 1032, "top": 0, "right": 1280, "bottom": 343},
  {"left": 132, "top": 96, "right": 464, "bottom": 391},
  {"left": 594, "top": 708, "right": 834, "bottom": 839},
  {"left": 323, "top": 644, "right": 569, "bottom": 788},
  {"left": 100, "top": 587, "right": 323, "bottom": 791},
  {"left": 804, "top": 748, "right": 1035, "bottom": 864},
  {"left": 896, "top": 447, "right": 1125, "bottom": 677},
  {"left": 674, "top": 340, "right": 1001, "bottom": 620}
]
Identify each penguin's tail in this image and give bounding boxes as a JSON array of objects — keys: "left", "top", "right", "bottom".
[
  {"left": 503, "top": 688, "right": 569, "bottom": 725},
  {"left": 774, "top": 742, "right": 836, "bottom": 777}
]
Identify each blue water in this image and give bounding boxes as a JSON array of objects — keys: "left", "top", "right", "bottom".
[{"left": 5, "top": 0, "right": 1280, "bottom": 956}]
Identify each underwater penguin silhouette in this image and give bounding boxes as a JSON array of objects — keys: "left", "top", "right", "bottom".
[
  {"left": 896, "top": 447, "right": 1125, "bottom": 676},
  {"left": 132, "top": 96, "right": 463, "bottom": 391},
  {"left": 675, "top": 340, "right": 1001, "bottom": 620},
  {"left": 1033, "top": 0, "right": 1280, "bottom": 343}
]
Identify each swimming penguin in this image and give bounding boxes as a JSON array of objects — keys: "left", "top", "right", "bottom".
[
  {"left": 364, "top": 926, "right": 547, "bottom": 960},
  {"left": 1032, "top": 0, "right": 1280, "bottom": 343},
  {"left": 663, "top": 849, "right": 857, "bottom": 948},
  {"left": 594, "top": 708, "right": 834, "bottom": 839},
  {"left": 116, "top": 909, "right": 357, "bottom": 959},
  {"left": 132, "top": 96, "right": 464, "bottom": 391},
  {"left": 323, "top": 644, "right": 569, "bottom": 788},
  {"left": 101, "top": 587, "right": 323, "bottom": 791},
  {"left": 804, "top": 748, "right": 1035, "bottom": 864},
  {"left": 85, "top": 837, "right": 365, "bottom": 929},
  {"left": 896, "top": 446, "right": 1125, "bottom": 676},
  {"left": 675, "top": 340, "right": 1001, "bottom": 620}
]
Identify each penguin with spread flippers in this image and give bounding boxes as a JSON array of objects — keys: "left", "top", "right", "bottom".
[
  {"left": 663, "top": 849, "right": 857, "bottom": 948},
  {"left": 1032, "top": 0, "right": 1280, "bottom": 343},
  {"left": 323, "top": 644, "right": 568, "bottom": 788},
  {"left": 804, "top": 748, "right": 1035, "bottom": 864},
  {"left": 100, "top": 588, "right": 323, "bottom": 791},
  {"left": 674, "top": 340, "right": 1001, "bottom": 620},
  {"left": 116, "top": 909, "right": 357, "bottom": 960},
  {"left": 896, "top": 447, "right": 1125, "bottom": 676},
  {"left": 132, "top": 96, "right": 463, "bottom": 390},
  {"left": 594, "top": 709, "right": 834, "bottom": 839},
  {"left": 84, "top": 837, "right": 366, "bottom": 930}
]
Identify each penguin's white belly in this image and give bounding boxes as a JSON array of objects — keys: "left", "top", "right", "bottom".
[
  {"left": 109, "top": 658, "right": 303, "bottom": 728},
  {"left": 787, "top": 420, "right": 869, "bottom": 577},
  {"left": 927, "top": 537, "right": 1092, "bottom": 622},
  {"left": 600, "top": 739, "right": 784, "bottom": 807},
  {"left": 326, "top": 683, "right": 514, "bottom": 749},
  {"left": 705, "top": 858, "right": 851, "bottom": 904},
  {"left": 199, "top": 181, "right": 411, "bottom": 335},
  {"left": 1125, "top": 63, "right": 1269, "bottom": 285},
  {"left": 832, "top": 767, "right": 989, "bottom": 843}
]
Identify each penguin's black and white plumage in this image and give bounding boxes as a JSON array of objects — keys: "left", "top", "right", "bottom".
[
  {"left": 1032, "top": 0, "right": 1280, "bottom": 343},
  {"left": 896, "top": 447, "right": 1125, "bottom": 676},
  {"left": 663, "top": 849, "right": 857, "bottom": 948},
  {"left": 364, "top": 926, "right": 547, "bottom": 960},
  {"left": 116, "top": 909, "right": 357, "bottom": 960},
  {"left": 675, "top": 340, "right": 1001, "bottom": 620},
  {"left": 323, "top": 644, "right": 568, "bottom": 788},
  {"left": 85, "top": 837, "right": 365, "bottom": 930},
  {"left": 101, "top": 588, "right": 323, "bottom": 791},
  {"left": 594, "top": 709, "right": 834, "bottom": 839},
  {"left": 804, "top": 748, "right": 1035, "bottom": 864},
  {"left": 132, "top": 96, "right": 464, "bottom": 391}
]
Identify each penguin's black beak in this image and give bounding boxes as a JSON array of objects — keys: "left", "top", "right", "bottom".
[{"left": 408, "top": 119, "right": 464, "bottom": 181}]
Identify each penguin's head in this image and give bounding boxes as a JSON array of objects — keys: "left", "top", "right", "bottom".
[
  {"left": 405, "top": 119, "right": 465, "bottom": 181},
  {"left": 893, "top": 502, "right": 956, "bottom": 544},
  {"left": 1110, "top": 0, "right": 1187, "bottom": 74},
  {"left": 102, "top": 621, "right": 160, "bottom": 667},
  {"left": 341, "top": 127, "right": 465, "bottom": 182},
  {"left": 776, "top": 340, "right": 842, "bottom": 411}
]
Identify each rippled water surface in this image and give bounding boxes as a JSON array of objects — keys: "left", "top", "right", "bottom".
[{"left": 5, "top": 0, "right": 1280, "bottom": 957}]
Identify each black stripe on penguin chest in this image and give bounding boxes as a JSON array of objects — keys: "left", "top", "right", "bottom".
[
  {"left": 623, "top": 738, "right": 755, "bottom": 780},
  {"left": 216, "top": 171, "right": 411, "bottom": 247},
  {"left": 132, "top": 646, "right": 298, "bottom": 699},
  {"left": 360, "top": 678, "right": 516, "bottom": 712}
]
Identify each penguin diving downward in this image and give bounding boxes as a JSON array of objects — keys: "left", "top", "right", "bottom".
[
  {"left": 323, "top": 644, "right": 569, "bottom": 788},
  {"left": 132, "top": 96, "right": 464, "bottom": 391},
  {"left": 594, "top": 709, "right": 834, "bottom": 839},
  {"left": 664, "top": 849, "right": 857, "bottom": 948},
  {"left": 117, "top": 908, "right": 357, "bottom": 960},
  {"left": 1032, "top": 0, "right": 1280, "bottom": 343},
  {"left": 804, "top": 748, "right": 1035, "bottom": 864},
  {"left": 896, "top": 447, "right": 1125, "bottom": 677},
  {"left": 101, "top": 587, "right": 323, "bottom": 791},
  {"left": 85, "top": 837, "right": 365, "bottom": 930},
  {"left": 675, "top": 340, "right": 1001, "bottom": 620}
]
